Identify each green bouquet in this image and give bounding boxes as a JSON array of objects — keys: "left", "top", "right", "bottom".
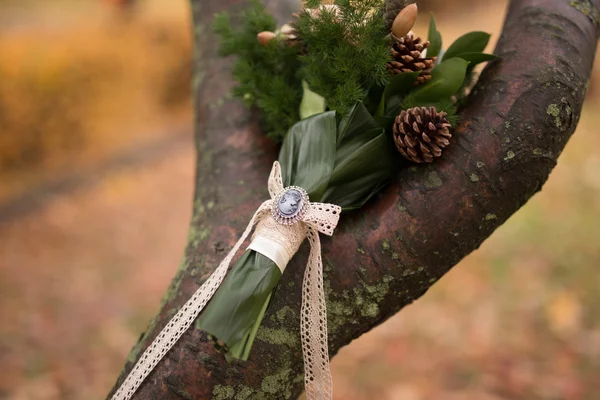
[
  {"left": 112, "top": 1, "right": 497, "bottom": 399},
  {"left": 197, "top": 0, "right": 498, "bottom": 362},
  {"left": 197, "top": 103, "right": 396, "bottom": 359}
]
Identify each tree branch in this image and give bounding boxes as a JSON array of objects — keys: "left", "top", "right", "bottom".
[{"left": 107, "top": 0, "right": 599, "bottom": 398}]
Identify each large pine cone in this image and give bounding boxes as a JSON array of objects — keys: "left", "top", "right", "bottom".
[
  {"left": 387, "top": 35, "right": 436, "bottom": 85},
  {"left": 383, "top": 0, "right": 416, "bottom": 31},
  {"left": 393, "top": 106, "right": 453, "bottom": 163}
]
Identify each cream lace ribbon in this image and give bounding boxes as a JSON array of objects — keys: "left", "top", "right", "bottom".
[{"left": 112, "top": 161, "right": 341, "bottom": 400}]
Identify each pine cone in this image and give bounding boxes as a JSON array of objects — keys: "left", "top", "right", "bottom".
[
  {"left": 383, "top": 0, "right": 416, "bottom": 31},
  {"left": 393, "top": 106, "right": 453, "bottom": 163},
  {"left": 387, "top": 35, "right": 436, "bottom": 85}
]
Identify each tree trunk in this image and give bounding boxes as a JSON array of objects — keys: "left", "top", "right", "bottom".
[{"left": 108, "top": 0, "right": 600, "bottom": 398}]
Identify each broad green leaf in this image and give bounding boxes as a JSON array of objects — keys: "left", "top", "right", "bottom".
[
  {"left": 278, "top": 121, "right": 301, "bottom": 187},
  {"left": 405, "top": 58, "right": 470, "bottom": 104},
  {"left": 375, "top": 95, "right": 386, "bottom": 118},
  {"left": 385, "top": 93, "right": 405, "bottom": 119},
  {"left": 299, "top": 80, "right": 326, "bottom": 120},
  {"left": 324, "top": 174, "right": 390, "bottom": 211},
  {"left": 329, "top": 132, "right": 388, "bottom": 184},
  {"left": 336, "top": 103, "right": 384, "bottom": 166},
  {"left": 338, "top": 102, "right": 379, "bottom": 145},
  {"left": 323, "top": 133, "right": 395, "bottom": 210},
  {"left": 278, "top": 111, "right": 337, "bottom": 199},
  {"left": 374, "top": 115, "right": 396, "bottom": 132},
  {"left": 458, "top": 52, "right": 499, "bottom": 66},
  {"left": 443, "top": 31, "right": 490, "bottom": 61},
  {"left": 363, "top": 85, "right": 385, "bottom": 116},
  {"left": 427, "top": 14, "right": 442, "bottom": 59},
  {"left": 334, "top": 127, "right": 382, "bottom": 165},
  {"left": 196, "top": 251, "right": 281, "bottom": 360},
  {"left": 385, "top": 72, "right": 421, "bottom": 100},
  {"left": 375, "top": 71, "right": 421, "bottom": 117}
]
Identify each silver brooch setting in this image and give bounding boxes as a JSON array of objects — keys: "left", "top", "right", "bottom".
[{"left": 272, "top": 186, "right": 309, "bottom": 225}]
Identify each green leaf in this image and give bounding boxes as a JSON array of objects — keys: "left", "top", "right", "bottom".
[
  {"left": 443, "top": 31, "right": 490, "bottom": 61},
  {"left": 362, "top": 85, "right": 385, "bottom": 116},
  {"left": 323, "top": 132, "right": 395, "bottom": 210},
  {"left": 405, "top": 58, "right": 470, "bottom": 104},
  {"left": 385, "top": 72, "right": 421, "bottom": 100},
  {"left": 324, "top": 175, "right": 390, "bottom": 211},
  {"left": 278, "top": 111, "right": 337, "bottom": 199},
  {"left": 375, "top": 95, "right": 386, "bottom": 118},
  {"left": 457, "top": 52, "right": 499, "bottom": 66},
  {"left": 335, "top": 127, "right": 383, "bottom": 165},
  {"left": 338, "top": 102, "right": 379, "bottom": 145},
  {"left": 374, "top": 115, "right": 396, "bottom": 131},
  {"left": 299, "top": 80, "right": 326, "bottom": 120},
  {"left": 278, "top": 122, "right": 301, "bottom": 187},
  {"left": 329, "top": 131, "right": 386, "bottom": 184},
  {"left": 427, "top": 14, "right": 442, "bottom": 59},
  {"left": 196, "top": 251, "right": 281, "bottom": 360},
  {"left": 385, "top": 91, "right": 408, "bottom": 119},
  {"left": 375, "top": 71, "right": 421, "bottom": 117},
  {"left": 336, "top": 102, "right": 385, "bottom": 165}
]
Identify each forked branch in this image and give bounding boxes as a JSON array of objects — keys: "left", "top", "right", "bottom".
[{"left": 108, "top": 0, "right": 600, "bottom": 398}]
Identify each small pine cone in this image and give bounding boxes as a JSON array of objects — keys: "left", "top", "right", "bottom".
[
  {"left": 387, "top": 35, "right": 437, "bottom": 85},
  {"left": 383, "top": 0, "right": 416, "bottom": 31},
  {"left": 393, "top": 106, "right": 453, "bottom": 163}
]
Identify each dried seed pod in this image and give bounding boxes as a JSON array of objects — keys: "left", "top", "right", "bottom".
[
  {"left": 257, "top": 31, "right": 276, "bottom": 46},
  {"left": 391, "top": 3, "right": 418, "bottom": 40},
  {"left": 383, "top": 0, "right": 416, "bottom": 31}
]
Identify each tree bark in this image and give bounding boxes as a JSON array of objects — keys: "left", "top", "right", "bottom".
[{"left": 108, "top": 0, "right": 600, "bottom": 398}]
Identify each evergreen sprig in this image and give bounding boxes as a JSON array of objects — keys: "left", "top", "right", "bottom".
[
  {"left": 296, "top": 0, "right": 390, "bottom": 116},
  {"left": 213, "top": 1, "right": 303, "bottom": 140},
  {"left": 213, "top": 1, "right": 496, "bottom": 142}
]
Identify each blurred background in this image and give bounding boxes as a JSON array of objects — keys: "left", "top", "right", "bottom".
[{"left": 0, "top": 0, "right": 598, "bottom": 399}]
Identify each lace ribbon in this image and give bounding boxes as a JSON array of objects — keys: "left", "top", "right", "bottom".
[{"left": 112, "top": 161, "right": 341, "bottom": 400}]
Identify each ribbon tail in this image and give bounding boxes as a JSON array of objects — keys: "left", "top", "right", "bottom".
[
  {"left": 111, "top": 201, "right": 272, "bottom": 400},
  {"left": 268, "top": 161, "right": 285, "bottom": 199},
  {"left": 301, "top": 226, "right": 333, "bottom": 400}
]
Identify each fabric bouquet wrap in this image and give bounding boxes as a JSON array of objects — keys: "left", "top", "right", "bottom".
[{"left": 112, "top": 1, "right": 497, "bottom": 399}]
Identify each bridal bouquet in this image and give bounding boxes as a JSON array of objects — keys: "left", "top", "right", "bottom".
[{"left": 113, "top": 1, "right": 497, "bottom": 399}]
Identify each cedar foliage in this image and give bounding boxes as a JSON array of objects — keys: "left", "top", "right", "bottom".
[
  {"left": 213, "top": 1, "right": 303, "bottom": 141},
  {"left": 213, "top": 0, "right": 391, "bottom": 140},
  {"left": 212, "top": 1, "right": 494, "bottom": 141},
  {"left": 296, "top": 0, "right": 390, "bottom": 116}
]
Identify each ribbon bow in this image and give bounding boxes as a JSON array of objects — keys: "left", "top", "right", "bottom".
[{"left": 113, "top": 162, "right": 340, "bottom": 400}]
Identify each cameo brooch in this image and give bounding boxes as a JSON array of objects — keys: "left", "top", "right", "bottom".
[{"left": 272, "top": 186, "right": 309, "bottom": 225}]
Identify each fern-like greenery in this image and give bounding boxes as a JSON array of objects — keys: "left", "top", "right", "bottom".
[
  {"left": 296, "top": 0, "right": 390, "bottom": 116},
  {"left": 213, "top": 1, "right": 303, "bottom": 141},
  {"left": 213, "top": 0, "right": 392, "bottom": 139}
]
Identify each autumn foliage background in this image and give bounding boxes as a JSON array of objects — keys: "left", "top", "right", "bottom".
[{"left": 1, "top": 1, "right": 599, "bottom": 399}]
